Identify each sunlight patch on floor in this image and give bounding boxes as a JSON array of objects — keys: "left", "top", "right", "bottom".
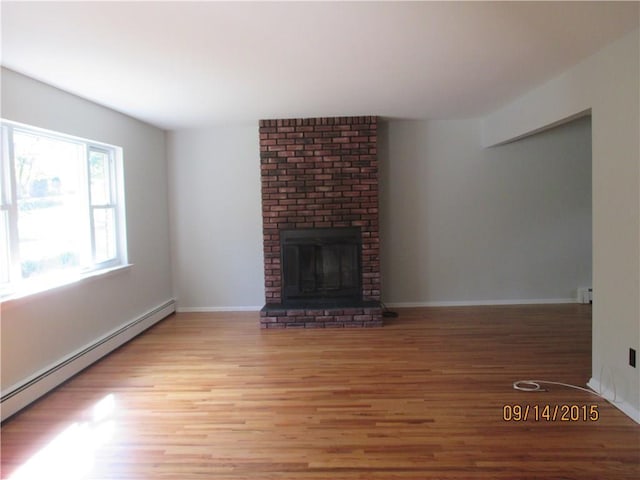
[{"left": 9, "top": 394, "right": 116, "bottom": 480}]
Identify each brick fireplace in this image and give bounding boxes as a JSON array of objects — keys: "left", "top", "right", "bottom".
[{"left": 259, "top": 116, "right": 382, "bottom": 328}]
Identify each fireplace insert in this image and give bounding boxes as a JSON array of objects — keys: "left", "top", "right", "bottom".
[{"left": 280, "top": 227, "right": 362, "bottom": 306}]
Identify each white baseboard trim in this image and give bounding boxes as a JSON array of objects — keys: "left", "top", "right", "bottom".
[
  {"left": 176, "top": 306, "right": 262, "bottom": 313},
  {"left": 177, "top": 300, "right": 578, "bottom": 312},
  {"left": 1, "top": 299, "right": 176, "bottom": 422},
  {"left": 587, "top": 378, "right": 640, "bottom": 424},
  {"left": 384, "top": 298, "right": 577, "bottom": 308}
]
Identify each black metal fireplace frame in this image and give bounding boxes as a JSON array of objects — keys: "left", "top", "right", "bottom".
[{"left": 280, "top": 227, "right": 362, "bottom": 306}]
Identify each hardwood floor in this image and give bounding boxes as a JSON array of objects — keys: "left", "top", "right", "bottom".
[{"left": 2, "top": 305, "right": 638, "bottom": 479}]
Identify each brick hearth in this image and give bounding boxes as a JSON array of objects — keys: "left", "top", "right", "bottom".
[{"left": 259, "top": 116, "right": 381, "bottom": 328}]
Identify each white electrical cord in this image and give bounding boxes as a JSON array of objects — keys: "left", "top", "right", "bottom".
[{"left": 513, "top": 380, "right": 607, "bottom": 399}]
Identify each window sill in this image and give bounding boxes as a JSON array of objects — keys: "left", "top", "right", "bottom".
[{"left": 0, "top": 264, "right": 133, "bottom": 307}]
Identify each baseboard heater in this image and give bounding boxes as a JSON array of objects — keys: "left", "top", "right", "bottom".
[{"left": 1, "top": 299, "right": 176, "bottom": 422}]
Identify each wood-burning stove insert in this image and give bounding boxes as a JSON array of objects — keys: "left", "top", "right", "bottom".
[{"left": 281, "top": 227, "right": 362, "bottom": 306}]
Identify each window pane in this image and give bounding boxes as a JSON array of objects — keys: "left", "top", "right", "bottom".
[
  {"left": 89, "top": 149, "right": 111, "bottom": 205},
  {"left": 93, "top": 207, "right": 116, "bottom": 264},
  {"left": 0, "top": 210, "right": 10, "bottom": 283},
  {"left": 13, "top": 131, "right": 89, "bottom": 279},
  {"left": 0, "top": 130, "right": 8, "bottom": 284}
]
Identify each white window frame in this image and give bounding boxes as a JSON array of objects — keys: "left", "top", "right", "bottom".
[
  {"left": 0, "top": 120, "right": 127, "bottom": 299},
  {"left": 88, "top": 145, "right": 121, "bottom": 269}
]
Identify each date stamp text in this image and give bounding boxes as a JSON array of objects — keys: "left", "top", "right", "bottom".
[{"left": 502, "top": 404, "right": 600, "bottom": 422}]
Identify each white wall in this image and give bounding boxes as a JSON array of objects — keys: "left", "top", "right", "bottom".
[
  {"left": 379, "top": 116, "right": 592, "bottom": 305},
  {"left": 482, "top": 29, "right": 640, "bottom": 422},
  {"left": 0, "top": 69, "right": 174, "bottom": 418},
  {"left": 168, "top": 117, "right": 591, "bottom": 312},
  {"left": 167, "top": 125, "right": 264, "bottom": 310}
]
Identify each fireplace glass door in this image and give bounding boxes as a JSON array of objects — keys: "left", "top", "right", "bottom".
[{"left": 281, "top": 228, "right": 362, "bottom": 304}]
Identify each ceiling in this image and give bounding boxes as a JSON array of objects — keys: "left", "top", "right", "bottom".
[{"left": 2, "top": 1, "right": 638, "bottom": 131}]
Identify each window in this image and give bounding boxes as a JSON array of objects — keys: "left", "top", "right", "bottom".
[{"left": 0, "top": 120, "right": 126, "bottom": 297}]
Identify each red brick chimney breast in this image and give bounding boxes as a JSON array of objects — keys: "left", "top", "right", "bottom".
[{"left": 259, "top": 116, "right": 382, "bottom": 328}]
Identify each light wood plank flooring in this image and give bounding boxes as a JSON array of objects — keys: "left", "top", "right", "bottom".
[{"left": 2, "top": 305, "right": 638, "bottom": 479}]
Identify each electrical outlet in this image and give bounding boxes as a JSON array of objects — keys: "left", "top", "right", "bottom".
[
  {"left": 630, "top": 348, "right": 636, "bottom": 368},
  {"left": 577, "top": 287, "right": 593, "bottom": 304}
]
